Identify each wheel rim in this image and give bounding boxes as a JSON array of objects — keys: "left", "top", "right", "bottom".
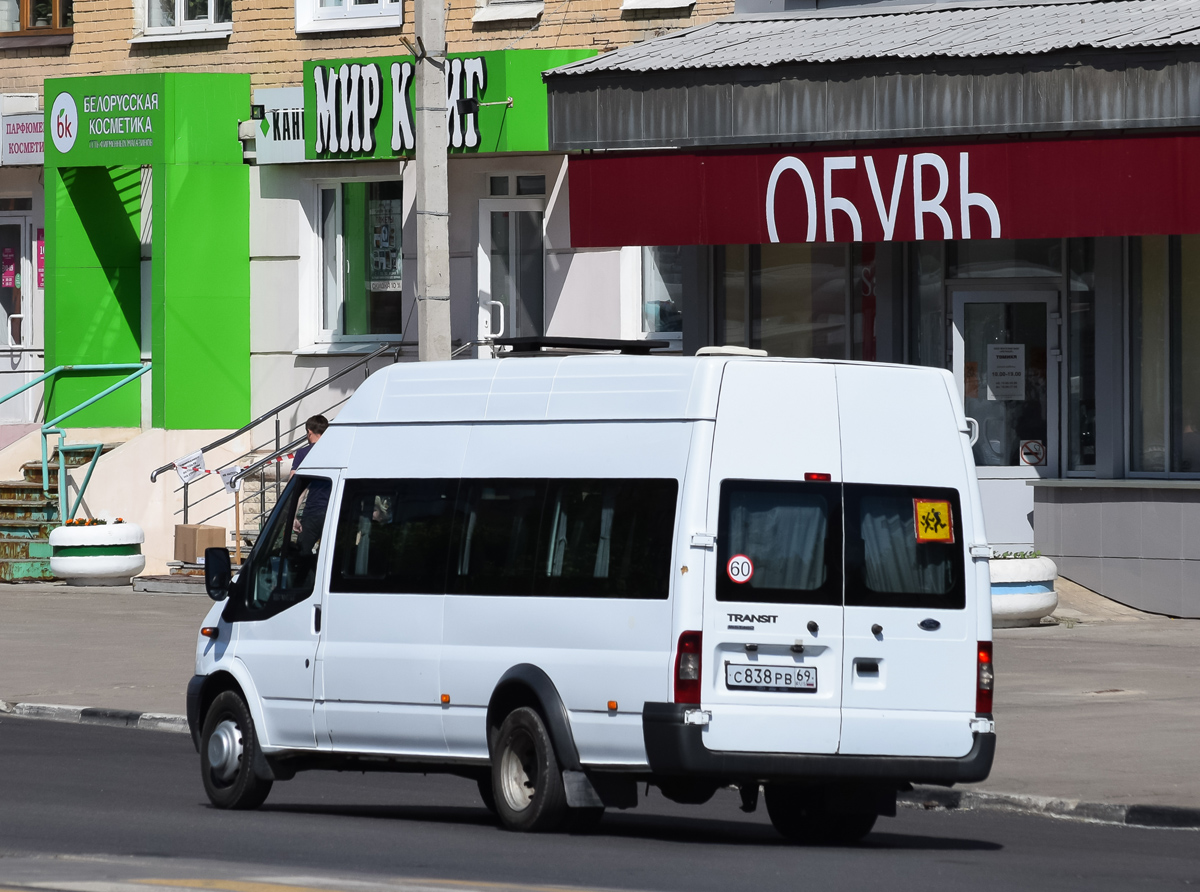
[
  {"left": 207, "top": 719, "right": 244, "bottom": 785},
  {"left": 499, "top": 729, "right": 538, "bottom": 812}
]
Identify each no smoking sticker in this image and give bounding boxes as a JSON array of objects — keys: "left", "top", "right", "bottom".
[
  {"left": 1020, "top": 439, "right": 1047, "bottom": 466},
  {"left": 914, "top": 500, "right": 954, "bottom": 544},
  {"left": 727, "top": 554, "right": 754, "bottom": 584}
]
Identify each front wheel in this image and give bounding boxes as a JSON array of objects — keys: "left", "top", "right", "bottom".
[
  {"left": 491, "top": 707, "right": 569, "bottom": 832},
  {"left": 763, "top": 784, "right": 877, "bottom": 845},
  {"left": 200, "top": 690, "right": 273, "bottom": 810}
]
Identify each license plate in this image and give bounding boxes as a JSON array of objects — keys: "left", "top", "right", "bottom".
[{"left": 725, "top": 663, "right": 817, "bottom": 692}]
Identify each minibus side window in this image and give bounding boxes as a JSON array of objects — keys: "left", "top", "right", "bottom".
[
  {"left": 536, "top": 479, "right": 677, "bottom": 599},
  {"left": 329, "top": 478, "right": 457, "bottom": 594},
  {"left": 843, "top": 484, "right": 965, "bottom": 610},
  {"left": 451, "top": 479, "right": 545, "bottom": 596},
  {"left": 225, "top": 475, "right": 329, "bottom": 622},
  {"left": 448, "top": 477, "right": 678, "bottom": 599},
  {"left": 716, "top": 480, "right": 842, "bottom": 606}
]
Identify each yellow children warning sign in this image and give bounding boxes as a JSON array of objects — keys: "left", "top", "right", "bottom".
[{"left": 914, "top": 499, "right": 954, "bottom": 544}]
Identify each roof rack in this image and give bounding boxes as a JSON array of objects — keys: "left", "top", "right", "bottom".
[{"left": 493, "top": 336, "right": 673, "bottom": 355}]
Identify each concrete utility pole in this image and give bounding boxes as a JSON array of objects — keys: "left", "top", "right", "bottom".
[{"left": 413, "top": 0, "right": 452, "bottom": 361}]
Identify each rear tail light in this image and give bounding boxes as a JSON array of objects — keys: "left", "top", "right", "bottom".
[
  {"left": 674, "top": 630, "right": 702, "bottom": 704},
  {"left": 804, "top": 472, "right": 832, "bottom": 481},
  {"left": 976, "top": 641, "right": 994, "bottom": 715}
]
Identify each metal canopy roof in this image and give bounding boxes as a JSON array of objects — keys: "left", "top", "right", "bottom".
[{"left": 548, "top": 0, "right": 1200, "bottom": 75}]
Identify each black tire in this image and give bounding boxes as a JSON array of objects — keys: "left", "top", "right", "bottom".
[
  {"left": 490, "top": 706, "right": 569, "bottom": 832},
  {"left": 477, "top": 775, "right": 498, "bottom": 814},
  {"left": 763, "top": 784, "right": 877, "bottom": 845},
  {"left": 200, "top": 690, "right": 273, "bottom": 810}
]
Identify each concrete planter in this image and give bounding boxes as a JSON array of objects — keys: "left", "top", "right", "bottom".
[
  {"left": 49, "top": 522, "right": 146, "bottom": 586},
  {"left": 991, "top": 555, "right": 1058, "bottom": 627}
]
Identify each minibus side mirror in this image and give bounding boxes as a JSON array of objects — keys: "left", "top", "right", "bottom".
[{"left": 205, "top": 547, "right": 232, "bottom": 601}]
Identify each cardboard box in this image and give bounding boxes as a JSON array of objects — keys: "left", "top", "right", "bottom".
[{"left": 174, "top": 524, "right": 226, "bottom": 563}]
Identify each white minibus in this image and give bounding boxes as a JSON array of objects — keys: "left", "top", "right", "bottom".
[{"left": 189, "top": 353, "right": 995, "bottom": 843}]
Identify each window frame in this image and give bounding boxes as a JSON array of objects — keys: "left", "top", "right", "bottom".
[
  {"left": 314, "top": 177, "right": 407, "bottom": 346},
  {"left": 296, "top": 0, "right": 402, "bottom": 34},
  {"left": 142, "top": 0, "right": 232, "bottom": 37},
  {"left": 1126, "top": 234, "right": 1200, "bottom": 478},
  {"left": 638, "top": 245, "right": 685, "bottom": 345},
  {"left": 0, "top": 0, "right": 72, "bottom": 36}
]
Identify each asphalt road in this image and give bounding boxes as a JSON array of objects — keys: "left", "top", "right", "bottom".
[{"left": 0, "top": 717, "right": 1196, "bottom": 892}]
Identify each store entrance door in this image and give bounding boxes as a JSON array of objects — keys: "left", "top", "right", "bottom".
[
  {"left": 0, "top": 220, "right": 28, "bottom": 348},
  {"left": 952, "top": 289, "right": 1059, "bottom": 550},
  {"left": 477, "top": 198, "right": 544, "bottom": 346}
]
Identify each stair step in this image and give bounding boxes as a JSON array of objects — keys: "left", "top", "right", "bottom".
[
  {"left": 0, "top": 538, "right": 51, "bottom": 560},
  {"left": 0, "top": 481, "right": 56, "bottom": 501},
  {"left": 0, "top": 557, "right": 55, "bottom": 581},
  {"left": 0, "top": 520, "right": 55, "bottom": 539},
  {"left": 0, "top": 498, "right": 58, "bottom": 517}
]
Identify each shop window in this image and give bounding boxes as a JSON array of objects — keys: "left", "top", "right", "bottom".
[
  {"left": 296, "top": 0, "right": 401, "bottom": 34},
  {"left": 947, "top": 239, "right": 1061, "bottom": 279},
  {"left": 909, "top": 241, "right": 946, "bottom": 368},
  {"left": 1130, "top": 235, "right": 1200, "bottom": 474},
  {"left": 716, "top": 244, "right": 845, "bottom": 358},
  {"left": 1067, "top": 239, "right": 1096, "bottom": 472},
  {"left": 0, "top": 0, "right": 72, "bottom": 34},
  {"left": 318, "top": 180, "right": 404, "bottom": 341},
  {"left": 145, "top": 0, "right": 230, "bottom": 33},
  {"left": 642, "top": 246, "right": 683, "bottom": 335}
]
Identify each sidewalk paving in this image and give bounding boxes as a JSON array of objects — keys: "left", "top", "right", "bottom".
[{"left": 1, "top": 577, "right": 1197, "bottom": 810}]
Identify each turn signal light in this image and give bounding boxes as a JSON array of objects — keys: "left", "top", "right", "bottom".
[
  {"left": 674, "top": 630, "right": 702, "bottom": 705},
  {"left": 200, "top": 627, "right": 219, "bottom": 640},
  {"left": 607, "top": 701, "right": 618, "bottom": 711},
  {"left": 976, "top": 641, "right": 994, "bottom": 715},
  {"left": 804, "top": 472, "right": 832, "bottom": 481},
  {"left": 441, "top": 694, "right": 451, "bottom": 704}
]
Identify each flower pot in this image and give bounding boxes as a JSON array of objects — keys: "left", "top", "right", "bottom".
[
  {"left": 49, "top": 522, "right": 146, "bottom": 586},
  {"left": 990, "top": 555, "right": 1058, "bottom": 628}
]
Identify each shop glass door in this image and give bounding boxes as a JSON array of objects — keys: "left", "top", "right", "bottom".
[
  {"left": 952, "top": 290, "right": 1058, "bottom": 549},
  {"left": 477, "top": 198, "right": 544, "bottom": 344},
  {"left": 0, "top": 221, "right": 25, "bottom": 347}
]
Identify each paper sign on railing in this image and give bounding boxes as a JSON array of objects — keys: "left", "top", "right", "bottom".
[
  {"left": 174, "top": 450, "right": 205, "bottom": 485},
  {"left": 219, "top": 466, "right": 243, "bottom": 494}
]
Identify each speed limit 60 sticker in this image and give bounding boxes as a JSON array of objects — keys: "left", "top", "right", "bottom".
[{"left": 727, "top": 554, "right": 754, "bottom": 583}]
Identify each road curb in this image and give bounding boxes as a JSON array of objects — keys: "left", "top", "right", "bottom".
[
  {"left": 902, "top": 785, "right": 1200, "bottom": 829},
  {"left": 0, "top": 699, "right": 188, "bottom": 734}
]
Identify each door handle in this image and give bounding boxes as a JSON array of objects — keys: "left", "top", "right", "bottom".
[
  {"left": 965, "top": 417, "right": 979, "bottom": 446},
  {"left": 313, "top": 605, "right": 322, "bottom": 634}
]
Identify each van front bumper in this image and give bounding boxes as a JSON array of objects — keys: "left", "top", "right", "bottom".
[{"left": 642, "top": 702, "right": 995, "bottom": 786}]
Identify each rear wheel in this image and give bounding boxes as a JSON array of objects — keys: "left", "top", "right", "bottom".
[
  {"left": 763, "top": 784, "right": 877, "bottom": 845},
  {"left": 491, "top": 707, "right": 569, "bottom": 832},
  {"left": 200, "top": 691, "right": 272, "bottom": 810}
]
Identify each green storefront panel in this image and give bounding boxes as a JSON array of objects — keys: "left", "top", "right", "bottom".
[{"left": 44, "top": 72, "right": 251, "bottom": 430}]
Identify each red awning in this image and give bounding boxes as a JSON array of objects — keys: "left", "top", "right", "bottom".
[{"left": 567, "top": 134, "right": 1200, "bottom": 247}]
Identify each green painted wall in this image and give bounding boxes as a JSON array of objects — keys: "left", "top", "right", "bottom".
[
  {"left": 44, "top": 72, "right": 251, "bottom": 430},
  {"left": 44, "top": 165, "right": 142, "bottom": 426}
]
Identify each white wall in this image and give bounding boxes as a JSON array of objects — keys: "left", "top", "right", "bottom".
[{"left": 247, "top": 153, "right": 629, "bottom": 429}]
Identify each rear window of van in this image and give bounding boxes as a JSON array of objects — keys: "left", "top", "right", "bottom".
[
  {"left": 716, "top": 480, "right": 843, "bottom": 606},
  {"left": 844, "top": 484, "right": 965, "bottom": 610}
]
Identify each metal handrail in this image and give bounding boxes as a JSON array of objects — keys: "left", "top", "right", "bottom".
[
  {"left": 231, "top": 434, "right": 309, "bottom": 487},
  {"left": 0, "top": 363, "right": 145, "bottom": 409},
  {"left": 149, "top": 342, "right": 406, "bottom": 483},
  {"left": 23, "top": 362, "right": 153, "bottom": 522}
]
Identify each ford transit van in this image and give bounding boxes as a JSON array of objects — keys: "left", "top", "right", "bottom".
[{"left": 188, "top": 354, "right": 995, "bottom": 843}]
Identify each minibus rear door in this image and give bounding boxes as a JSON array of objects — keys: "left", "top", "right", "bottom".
[
  {"left": 700, "top": 361, "right": 844, "bottom": 755},
  {"left": 834, "top": 365, "right": 979, "bottom": 758}
]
